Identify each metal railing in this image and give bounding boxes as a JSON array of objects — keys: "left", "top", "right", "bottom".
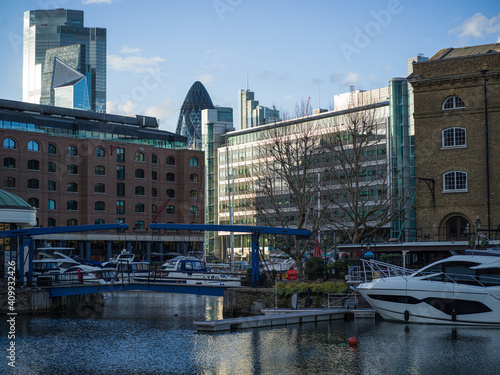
[{"left": 347, "top": 259, "right": 414, "bottom": 284}]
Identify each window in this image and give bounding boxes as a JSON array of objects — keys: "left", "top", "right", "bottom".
[
  {"left": 135, "top": 169, "right": 145, "bottom": 179},
  {"left": 95, "top": 183, "right": 105, "bottom": 193},
  {"left": 48, "top": 181, "right": 56, "bottom": 191},
  {"left": 3, "top": 158, "right": 15, "bottom": 169},
  {"left": 190, "top": 206, "right": 199, "bottom": 216},
  {"left": 48, "top": 162, "right": 56, "bottom": 173},
  {"left": 152, "top": 154, "right": 158, "bottom": 164},
  {"left": 190, "top": 157, "right": 199, "bottom": 167},
  {"left": 95, "top": 147, "right": 105, "bottom": 158},
  {"left": 27, "top": 179, "right": 39, "bottom": 189},
  {"left": 443, "top": 96, "right": 465, "bottom": 110},
  {"left": 95, "top": 219, "right": 105, "bottom": 225},
  {"left": 48, "top": 143, "right": 57, "bottom": 154},
  {"left": 135, "top": 203, "right": 145, "bottom": 213},
  {"left": 166, "top": 189, "right": 175, "bottom": 198},
  {"left": 443, "top": 171, "right": 467, "bottom": 192},
  {"left": 67, "top": 200, "right": 78, "bottom": 211},
  {"left": 67, "top": 219, "right": 78, "bottom": 226},
  {"left": 27, "top": 159, "right": 39, "bottom": 170},
  {"left": 152, "top": 188, "right": 158, "bottom": 197},
  {"left": 95, "top": 201, "right": 105, "bottom": 211},
  {"left": 28, "top": 140, "right": 40, "bottom": 152},
  {"left": 116, "top": 200, "right": 125, "bottom": 214},
  {"left": 3, "top": 138, "right": 16, "bottom": 149},
  {"left": 95, "top": 165, "right": 105, "bottom": 175},
  {"left": 166, "top": 156, "right": 175, "bottom": 165},
  {"left": 67, "top": 146, "right": 78, "bottom": 156},
  {"left": 190, "top": 190, "right": 198, "bottom": 199},
  {"left": 442, "top": 127, "right": 466, "bottom": 148},
  {"left": 135, "top": 220, "right": 145, "bottom": 230},
  {"left": 3, "top": 177, "right": 15, "bottom": 188},
  {"left": 28, "top": 198, "right": 39, "bottom": 208},
  {"left": 48, "top": 218, "right": 56, "bottom": 227},
  {"left": 67, "top": 182, "right": 78, "bottom": 192},
  {"left": 67, "top": 164, "right": 78, "bottom": 174},
  {"left": 117, "top": 183, "right": 125, "bottom": 197},
  {"left": 116, "top": 148, "right": 125, "bottom": 162},
  {"left": 134, "top": 152, "right": 146, "bottom": 162},
  {"left": 190, "top": 173, "right": 199, "bottom": 183},
  {"left": 165, "top": 205, "right": 175, "bottom": 215},
  {"left": 48, "top": 199, "right": 56, "bottom": 210},
  {"left": 166, "top": 173, "right": 175, "bottom": 182},
  {"left": 152, "top": 171, "right": 158, "bottom": 181},
  {"left": 135, "top": 186, "right": 145, "bottom": 196},
  {"left": 117, "top": 166, "right": 125, "bottom": 179},
  {"left": 152, "top": 204, "right": 158, "bottom": 213}
]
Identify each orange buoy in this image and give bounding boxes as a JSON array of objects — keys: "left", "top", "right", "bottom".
[{"left": 348, "top": 337, "right": 358, "bottom": 346}]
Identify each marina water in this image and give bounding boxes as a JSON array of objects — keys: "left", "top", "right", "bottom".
[{"left": 2, "top": 291, "right": 500, "bottom": 374}]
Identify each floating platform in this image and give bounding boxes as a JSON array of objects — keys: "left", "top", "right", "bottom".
[{"left": 194, "top": 308, "right": 377, "bottom": 332}]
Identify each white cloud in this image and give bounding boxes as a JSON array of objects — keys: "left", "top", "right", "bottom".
[
  {"left": 342, "top": 71, "right": 360, "bottom": 86},
  {"left": 120, "top": 45, "right": 142, "bottom": 54},
  {"left": 449, "top": 13, "right": 500, "bottom": 39},
  {"left": 197, "top": 74, "right": 215, "bottom": 85},
  {"left": 145, "top": 99, "right": 176, "bottom": 130},
  {"left": 108, "top": 54, "right": 164, "bottom": 73},
  {"left": 106, "top": 99, "right": 136, "bottom": 116}
]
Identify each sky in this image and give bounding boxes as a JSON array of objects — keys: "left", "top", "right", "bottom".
[{"left": 0, "top": 0, "right": 499, "bottom": 134}]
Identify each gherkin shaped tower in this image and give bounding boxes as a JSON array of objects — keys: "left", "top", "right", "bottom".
[{"left": 176, "top": 81, "right": 215, "bottom": 149}]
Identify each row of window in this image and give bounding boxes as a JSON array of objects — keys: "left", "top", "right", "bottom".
[
  {"left": 3, "top": 139, "right": 200, "bottom": 166},
  {"left": 47, "top": 218, "right": 148, "bottom": 229}
]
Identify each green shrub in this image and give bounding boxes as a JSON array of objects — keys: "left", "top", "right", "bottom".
[{"left": 276, "top": 281, "right": 348, "bottom": 296}]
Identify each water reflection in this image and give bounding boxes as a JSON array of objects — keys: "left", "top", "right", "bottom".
[{"left": 1, "top": 291, "right": 500, "bottom": 374}]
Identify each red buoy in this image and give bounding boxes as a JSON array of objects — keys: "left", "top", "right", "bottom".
[{"left": 348, "top": 337, "right": 358, "bottom": 346}]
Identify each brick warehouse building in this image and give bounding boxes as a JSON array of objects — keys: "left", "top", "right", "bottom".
[
  {"left": 0, "top": 99, "right": 205, "bottom": 261},
  {"left": 409, "top": 43, "right": 500, "bottom": 242}
]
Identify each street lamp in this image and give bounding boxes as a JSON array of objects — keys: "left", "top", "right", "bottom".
[{"left": 476, "top": 218, "right": 481, "bottom": 247}]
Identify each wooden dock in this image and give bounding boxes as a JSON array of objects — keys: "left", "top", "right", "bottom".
[{"left": 194, "top": 308, "right": 377, "bottom": 332}]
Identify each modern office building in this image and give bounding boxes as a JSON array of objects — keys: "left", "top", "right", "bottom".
[
  {"left": 176, "top": 81, "right": 215, "bottom": 149},
  {"left": 239, "top": 89, "right": 280, "bottom": 129},
  {"left": 0, "top": 98, "right": 205, "bottom": 261},
  {"left": 23, "top": 9, "right": 106, "bottom": 112},
  {"left": 409, "top": 43, "right": 500, "bottom": 241}
]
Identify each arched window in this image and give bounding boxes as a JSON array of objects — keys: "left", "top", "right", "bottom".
[
  {"left": 152, "top": 188, "right": 158, "bottom": 197},
  {"left": 152, "top": 204, "right": 158, "bottom": 213},
  {"left": 48, "top": 218, "right": 56, "bottom": 227},
  {"left": 3, "top": 138, "right": 16, "bottom": 149},
  {"left": 27, "top": 159, "right": 40, "bottom": 170},
  {"left": 67, "top": 146, "right": 78, "bottom": 156},
  {"left": 27, "top": 179, "right": 39, "bottom": 189},
  {"left": 67, "top": 182, "right": 78, "bottom": 192},
  {"left": 67, "top": 218, "right": 78, "bottom": 226},
  {"left": 3, "top": 177, "right": 15, "bottom": 188},
  {"left": 442, "top": 96, "right": 465, "bottom": 110},
  {"left": 48, "top": 162, "right": 56, "bottom": 173},
  {"left": 166, "top": 172, "right": 175, "bottom": 182},
  {"left": 28, "top": 140, "right": 40, "bottom": 152},
  {"left": 190, "top": 206, "right": 199, "bottom": 216},
  {"left": 67, "top": 164, "right": 78, "bottom": 174},
  {"left": 28, "top": 198, "right": 39, "bottom": 208},
  {"left": 135, "top": 169, "right": 145, "bottom": 179},
  {"left": 95, "top": 183, "right": 105, "bottom": 193},
  {"left": 446, "top": 216, "right": 469, "bottom": 241},
  {"left": 48, "top": 143, "right": 57, "bottom": 154},
  {"left": 135, "top": 220, "right": 145, "bottom": 230},
  {"left": 95, "top": 201, "right": 105, "bottom": 211},
  {"left": 190, "top": 190, "right": 198, "bottom": 199},
  {"left": 135, "top": 186, "right": 145, "bottom": 196},
  {"left": 190, "top": 157, "right": 199, "bottom": 167},
  {"left": 94, "top": 147, "right": 105, "bottom": 158},
  {"left": 165, "top": 205, "right": 175, "bottom": 215},
  {"left": 135, "top": 203, "right": 145, "bottom": 213},
  {"left": 67, "top": 200, "right": 78, "bottom": 211},
  {"left": 166, "top": 156, "right": 175, "bottom": 165},
  {"left": 48, "top": 181, "right": 56, "bottom": 191},
  {"left": 3, "top": 158, "right": 15, "bottom": 169},
  {"left": 442, "top": 127, "right": 466, "bottom": 148},
  {"left": 166, "top": 189, "right": 175, "bottom": 198},
  {"left": 152, "top": 171, "right": 158, "bottom": 181},
  {"left": 151, "top": 154, "right": 158, "bottom": 164},
  {"left": 190, "top": 173, "right": 199, "bottom": 183},
  {"left": 48, "top": 199, "right": 56, "bottom": 210},
  {"left": 95, "top": 165, "right": 105, "bottom": 175},
  {"left": 134, "top": 151, "right": 146, "bottom": 162},
  {"left": 443, "top": 171, "right": 467, "bottom": 192}
]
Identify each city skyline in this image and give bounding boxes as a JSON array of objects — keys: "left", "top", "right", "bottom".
[{"left": 0, "top": 0, "right": 499, "bottom": 133}]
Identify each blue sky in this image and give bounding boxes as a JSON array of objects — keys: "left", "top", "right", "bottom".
[{"left": 0, "top": 0, "right": 499, "bottom": 133}]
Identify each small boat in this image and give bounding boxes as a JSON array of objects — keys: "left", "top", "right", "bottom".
[
  {"left": 138, "top": 258, "right": 241, "bottom": 286},
  {"left": 355, "top": 248, "right": 500, "bottom": 325},
  {"left": 102, "top": 249, "right": 150, "bottom": 280},
  {"left": 59, "top": 264, "right": 119, "bottom": 285},
  {"left": 29, "top": 246, "right": 81, "bottom": 286}
]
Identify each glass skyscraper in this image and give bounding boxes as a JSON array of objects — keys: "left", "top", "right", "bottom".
[{"left": 23, "top": 9, "right": 106, "bottom": 112}]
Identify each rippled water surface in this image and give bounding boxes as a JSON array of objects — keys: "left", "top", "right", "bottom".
[{"left": 2, "top": 291, "right": 500, "bottom": 374}]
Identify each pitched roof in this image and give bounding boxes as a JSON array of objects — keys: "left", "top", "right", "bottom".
[{"left": 430, "top": 43, "right": 500, "bottom": 60}]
